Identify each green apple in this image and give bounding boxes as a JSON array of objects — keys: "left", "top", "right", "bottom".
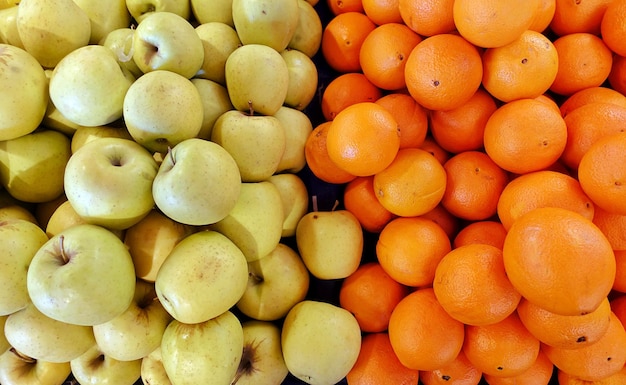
[
  {"left": 4, "top": 304, "right": 96, "bottom": 363},
  {"left": 73, "top": 0, "right": 131, "bottom": 44},
  {"left": 34, "top": 193, "right": 67, "bottom": 231},
  {"left": 161, "top": 311, "right": 243, "bottom": 385},
  {"left": 191, "top": 78, "right": 233, "bottom": 140},
  {"left": 0, "top": 348, "right": 71, "bottom": 385},
  {"left": 27, "top": 224, "right": 136, "bottom": 326},
  {"left": 0, "top": 44, "right": 48, "bottom": 141},
  {"left": 0, "top": 129, "right": 70, "bottom": 203},
  {"left": 70, "top": 125, "right": 133, "bottom": 154},
  {"left": 132, "top": 11, "right": 203, "bottom": 78},
  {"left": 124, "top": 209, "right": 191, "bottom": 283},
  {"left": 152, "top": 138, "right": 241, "bottom": 226},
  {"left": 70, "top": 344, "right": 142, "bottom": 385},
  {"left": 232, "top": 0, "right": 300, "bottom": 52},
  {"left": 210, "top": 181, "right": 284, "bottom": 262},
  {"left": 236, "top": 243, "right": 309, "bottom": 321},
  {"left": 0, "top": 5, "right": 22, "bottom": 48},
  {"left": 124, "top": 70, "right": 204, "bottom": 154},
  {"left": 281, "top": 49, "right": 318, "bottom": 111},
  {"left": 232, "top": 320, "right": 289, "bottom": 385},
  {"left": 140, "top": 347, "right": 171, "bottom": 385},
  {"left": 225, "top": 44, "right": 290, "bottom": 116},
  {"left": 44, "top": 200, "right": 87, "bottom": 238},
  {"left": 93, "top": 280, "right": 172, "bottom": 362},
  {"left": 126, "top": 0, "right": 191, "bottom": 23},
  {"left": 190, "top": 0, "right": 233, "bottom": 25},
  {"left": 0, "top": 219, "right": 48, "bottom": 316},
  {"left": 273, "top": 106, "right": 313, "bottom": 173},
  {"left": 288, "top": 0, "right": 323, "bottom": 57},
  {"left": 16, "top": 0, "right": 91, "bottom": 68},
  {"left": 211, "top": 110, "right": 286, "bottom": 182},
  {"left": 64, "top": 137, "right": 158, "bottom": 230},
  {"left": 268, "top": 173, "right": 309, "bottom": 237},
  {"left": 195, "top": 21, "right": 240, "bottom": 85},
  {"left": 49, "top": 45, "right": 135, "bottom": 127},
  {"left": 281, "top": 300, "right": 361, "bottom": 385},
  {"left": 41, "top": 69, "right": 83, "bottom": 136},
  {"left": 0, "top": 204, "right": 38, "bottom": 224},
  {"left": 99, "top": 27, "right": 143, "bottom": 78},
  {"left": 155, "top": 230, "right": 248, "bottom": 324},
  {"left": 0, "top": 315, "right": 8, "bottom": 354},
  {"left": 296, "top": 209, "right": 364, "bottom": 280}
]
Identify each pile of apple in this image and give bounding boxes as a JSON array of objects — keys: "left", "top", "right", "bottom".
[{"left": 0, "top": 0, "right": 362, "bottom": 384}]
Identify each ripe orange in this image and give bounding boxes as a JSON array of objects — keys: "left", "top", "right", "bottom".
[
  {"left": 388, "top": 288, "right": 465, "bottom": 371},
  {"left": 419, "top": 350, "right": 482, "bottom": 385},
  {"left": 549, "top": 33, "right": 613, "bottom": 96},
  {"left": 608, "top": 54, "right": 626, "bottom": 95},
  {"left": 361, "top": 0, "right": 402, "bottom": 25},
  {"left": 326, "top": 102, "right": 400, "bottom": 177},
  {"left": 601, "top": 0, "right": 626, "bottom": 58},
  {"left": 482, "top": 349, "right": 554, "bottom": 385},
  {"left": 374, "top": 93, "right": 428, "bottom": 149},
  {"left": 398, "top": 0, "right": 455, "bottom": 37},
  {"left": 304, "top": 121, "right": 356, "bottom": 184},
  {"left": 452, "top": 0, "right": 539, "bottom": 48},
  {"left": 549, "top": 0, "right": 613, "bottom": 36},
  {"left": 418, "top": 203, "right": 461, "bottom": 240},
  {"left": 463, "top": 312, "right": 541, "bottom": 378},
  {"left": 502, "top": 207, "right": 616, "bottom": 316},
  {"left": 559, "top": 86, "right": 626, "bottom": 117},
  {"left": 613, "top": 250, "right": 626, "bottom": 293},
  {"left": 359, "top": 23, "right": 422, "bottom": 90},
  {"left": 592, "top": 206, "right": 626, "bottom": 251},
  {"left": 346, "top": 332, "right": 420, "bottom": 385},
  {"left": 326, "top": 0, "right": 364, "bottom": 15},
  {"left": 343, "top": 176, "right": 395, "bottom": 233},
  {"left": 483, "top": 98, "right": 568, "bottom": 175},
  {"left": 441, "top": 150, "right": 509, "bottom": 221},
  {"left": 376, "top": 216, "right": 451, "bottom": 287},
  {"left": 481, "top": 29, "right": 559, "bottom": 102},
  {"left": 433, "top": 243, "right": 521, "bottom": 326},
  {"left": 453, "top": 220, "right": 508, "bottom": 250},
  {"left": 339, "top": 262, "right": 409, "bottom": 333},
  {"left": 320, "top": 72, "right": 383, "bottom": 121},
  {"left": 373, "top": 148, "right": 447, "bottom": 217},
  {"left": 419, "top": 136, "right": 451, "bottom": 165},
  {"left": 321, "top": 12, "right": 376, "bottom": 73},
  {"left": 404, "top": 33, "right": 483, "bottom": 111},
  {"left": 528, "top": 0, "right": 557, "bottom": 33}
]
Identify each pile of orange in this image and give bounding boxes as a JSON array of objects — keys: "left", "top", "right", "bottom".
[{"left": 307, "top": 0, "right": 626, "bottom": 383}]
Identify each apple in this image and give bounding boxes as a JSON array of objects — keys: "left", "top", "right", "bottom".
[
  {"left": 152, "top": 138, "right": 241, "bottom": 226},
  {"left": 155, "top": 230, "right": 248, "bottom": 324},
  {"left": 195, "top": 21, "right": 241, "bottom": 85},
  {"left": 0, "top": 5, "right": 23, "bottom": 48},
  {"left": 211, "top": 110, "right": 286, "bottom": 182},
  {"left": 99, "top": 27, "right": 143, "bottom": 79},
  {"left": 70, "top": 344, "right": 142, "bottom": 385},
  {"left": 267, "top": 173, "right": 309, "bottom": 237},
  {"left": 140, "top": 347, "right": 172, "bottom": 385},
  {"left": 0, "top": 315, "right": 8, "bottom": 354},
  {"left": 131, "top": 11, "right": 203, "bottom": 78},
  {"left": 236, "top": 243, "right": 310, "bottom": 321},
  {"left": 44, "top": 200, "right": 87, "bottom": 238},
  {"left": 27, "top": 223, "right": 136, "bottom": 326},
  {"left": 70, "top": 125, "right": 134, "bottom": 154},
  {"left": 72, "top": 0, "right": 131, "bottom": 44},
  {"left": 232, "top": 320, "right": 289, "bottom": 385},
  {"left": 273, "top": 106, "right": 313, "bottom": 174},
  {"left": 288, "top": 0, "right": 323, "bottom": 57},
  {"left": 0, "top": 348, "right": 71, "bottom": 385},
  {"left": 4, "top": 304, "right": 96, "bottom": 363},
  {"left": 281, "top": 49, "right": 318, "bottom": 111},
  {"left": 126, "top": 0, "right": 191, "bottom": 23},
  {"left": 34, "top": 193, "right": 67, "bottom": 231},
  {"left": 161, "top": 311, "right": 243, "bottom": 385},
  {"left": 93, "top": 279, "right": 172, "bottom": 362},
  {"left": 0, "top": 204, "right": 39, "bottom": 224},
  {"left": 123, "top": 70, "right": 204, "bottom": 154},
  {"left": 190, "top": 0, "right": 233, "bottom": 25},
  {"left": 296, "top": 209, "right": 364, "bottom": 280},
  {"left": 281, "top": 300, "right": 362, "bottom": 385},
  {"left": 191, "top": 78, "right": 234, "bottom": 140},
  {"left": 41, "top": 69, "right": 84, "bottom": 137},
  {"left": 231, "top": 0, "right": 300, "bottom": 52},
  {"left": 0, "top": 219, "right": 48, "bottom": 316},
  {"left": 0, "top": 44, "right": 48, "bottom": 141}
]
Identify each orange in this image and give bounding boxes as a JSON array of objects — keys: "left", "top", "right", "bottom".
[
  {"left": 339, "top": 262, "right": 409, "bottom": 333},
  {"left": 452, "top": 0, "right": 539, "bottom": 48},
  {"left": 418, "top": 203, "right": 461, "bottom": 240},
  {"left": 481, "top": 30, "right": 559, "bottom": 103},
  {"left": 398, "top": 0, "right": 455, "bottom": 37},
  {"left": 361, "top": 0, "right": 402, "bottom": 25},
  {"left": 304, "top": 121, "right": 356, "bottom": 184},
  {"left": 376, "top": 216, "right": 451, "bottom": 287},
  {"left": 346, "top": 332, "right": 420, "bottom": 385},
  {"left": 321, "top": 12, "right": 376, "bottom": 73},
  {"left": 557, "top": 365, "right": 626, "bottom": 385},
  {"left": 593, "top": 206, "right": 626, "bottom": 251},
  {"left": 496, "top": 170, "right": 595, "bottom": 231},
  {"left": 373, "top": 148, "right": 447, "bottom": 217},
  {"left": 613, "top": 250, "right": 626, "bottom": 293},
  {"left": 343, "top": 176, "right": 395, "bottom": 233},
  {"left": 326, "top": 0, "right": 364, "bottom": 15},
  {"left": 359, "top": 23, "right": 422, "bottom": 90},
  {"left": 463, "top": 312, "right": 541, "bottom": 378},
  {"left": 529, "top": 0, "right": 557, "bottom": 33},
  {"left": 429, "top": 88, "right": 497, "bottom": 154},
  {"left": 326, "top": 102, "right": 400, "bottom": 177},
  {"left": 374, "top": 93, "right": 428, "bottom": 149},
  {"left": 601, "top": 0, "right": 626, "bottom": 58},
  {"left": 543, "top": 312, "right": 626, "bottom": 382},
  {"left": 560, "top": 102, "right": 626, "bottom": 170},
  {"left": 441, "top": 150, "right": 509, "bottom": 221},
  {"left": 502, "top": 207, "right": 616, "bottom": 316},
  {"left": 483, "top": 349, "right": 554, "bottom": 385},
  {"left": 483, "top": 98, "right": 568, "bottom": 175},
  {"left": 320, "top": 72, "right": 383, "bottom": 121},
  {"left": 433, "top": 243, "right": 521, "bottom": 326},
  {"left": 517, "top": 296, "right": 612, "bottom": 350},
  {"left": 388, "top": 288, "right": 465, "bottom": 371},
  {"left": 608, "top": 54, "right": 626, "bottom": 95},
  {"left": 559, "top": 86, "right": 626, "bottom": 117},
  {"left": 404, "top": 33, "right": 483, "bottom": 111},
  {"left": 549, "top": 33, "right": 613, "bottom": 96},
  {"left": 419, "top": 350, "right": 482, "bottom": 385},
  {"left": 549, "top": 0, "right": 613, "bottom": 36},
  {"left": 419, "top": 136, "right": 451, "bottom": 165},
  {"left": 453, "top": 220, "right": 508, "bottom": 250}
]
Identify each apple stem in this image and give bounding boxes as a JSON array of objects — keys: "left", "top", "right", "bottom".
[
  {"left": 312, "top": 195, "right": 318, "bottom": 212},
  {"left": 332, "top": 199, "right": 339, "bottom": 212},
  {"left": 247, "top": 100, "right": 254, "bottom": 116},
  {"left": 59, "top": 235, "right": 69, "bottom": 264},
  {"left": 9, "top": 348, "right": 36, "bottom": 364}
]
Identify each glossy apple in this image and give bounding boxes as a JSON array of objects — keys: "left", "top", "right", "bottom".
[
  {"left": 140, "top": 347, "right": 171, "bottom": 385},
  {"left": 190, "top": 0, "right": 233, "bottom": 25},
  {"left": 268, "top": 173, "right": 309, "bottom": 237},
  {"left": 288, "top": 0, "right": 323, "bottom": 57},
  {"left": 0, "top": 204, "right": 38, "bottom": 224},
  {"left": 70, "top": 344, "right": 141, "bottom": 385},
  {"left": 73, "top": 0, "right": 131, "bottom": 44},
  {"left": 273, "top": 106, "right": 313, "bottom": 174},
  {"left": 70, "top": 125, "right": 133, "bottom": 154},
  {"left": 0, "top": 348, "right": 71, "bottom": 385},
  {"left": 281, "top": 49, "right": 318, "bottom": 111},
  {"left": 191, "top": 78, "right": 233, "bottom": 140},
  {"left": 126, "top": 0, "right": 191, "bottom": 23},
  {"left": 231, "top": 0, "right": 300, "bottom": 52},
  {"left": 195, "top": 21, "right": 240, "bottom": 85},
  {"left": 0, "top": 6, "right": 23, "bottom": 48}
]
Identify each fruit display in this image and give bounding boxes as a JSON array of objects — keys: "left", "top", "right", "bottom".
[{"left": 2, "top": 0, "right": 626, "bottom": 384}]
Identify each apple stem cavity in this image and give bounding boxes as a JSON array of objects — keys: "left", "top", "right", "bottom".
[
  {"left": 9, "top": 348, "right": 36, "bottom": 364},
  {"left": 167, "top": 146, "right": 175, "bottom": 165},
  {"left": 231, "top": 338, "right": 264, "bottom": 384}
]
